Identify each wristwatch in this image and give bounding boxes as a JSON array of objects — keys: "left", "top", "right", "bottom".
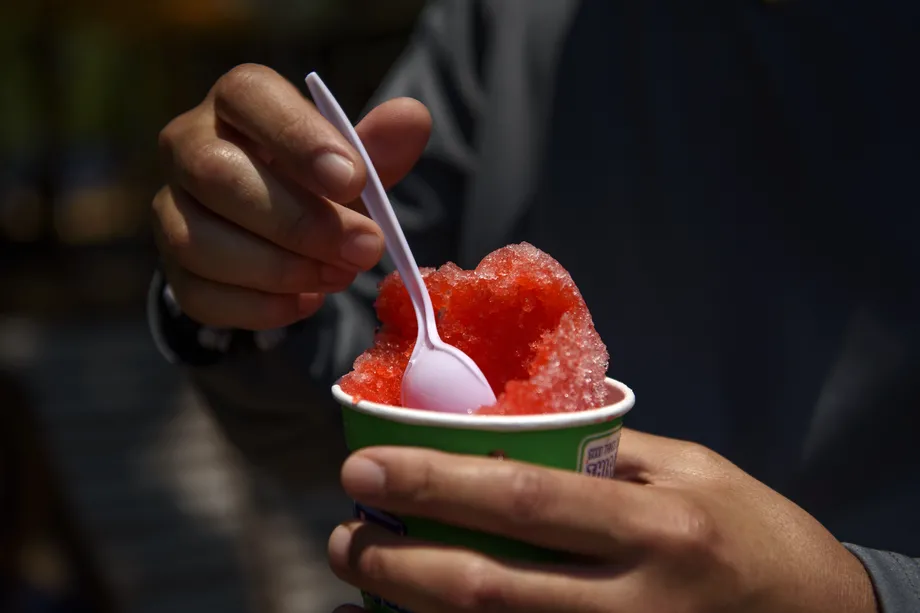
[{"left": 147, "top": 269, "right": 289, "bottom": 366}]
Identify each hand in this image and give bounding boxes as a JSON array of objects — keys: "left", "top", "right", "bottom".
[
  {"left": 327, "top": 430, "right": 877, "bottom": 613},
  {"left": 153, "top": 64, "right": 431, "bottom": 329}
]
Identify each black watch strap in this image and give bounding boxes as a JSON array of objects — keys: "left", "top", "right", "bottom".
[
  {"left": 148, "top": 269, "right": 301, "bottom": 366},
  {"left": 148, "top": 269, "right": 237, "bottom": 366}
]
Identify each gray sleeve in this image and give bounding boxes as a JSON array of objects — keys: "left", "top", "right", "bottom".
[
  {"left": 149, "top": 0, "right": 492, "bottom": 480},
  {"left": 845, "top": 544, "right": 920, "bottom": 612}
]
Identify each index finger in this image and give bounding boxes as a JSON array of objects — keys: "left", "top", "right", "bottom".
[
  {"left": 340, "top": 447, "right": 662, "bottom": 560},
  {"left": 210, "top": 64, "right": 367, "bottom": 203}
]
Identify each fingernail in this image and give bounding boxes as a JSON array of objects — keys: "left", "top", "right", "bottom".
[
  {"left": 341, "top": 233, "right": 383, "bottom": 269},
  {"left": 342, "top": 456, "right": 386, "bottom": 497},
  {"left": 327, "top": 524, "right": 353, "bottom": 566},
  {"left": 314, "top": 152, "right": 355, "bottom": 195},
  {"left": 320, "top": 265, "right": 356, "bottom": 287}
]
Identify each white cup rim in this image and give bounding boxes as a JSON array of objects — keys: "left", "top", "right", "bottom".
[{"left": 331, "top": 377, "right": 634, "bottom": 432}]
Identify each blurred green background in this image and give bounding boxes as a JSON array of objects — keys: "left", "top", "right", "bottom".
[
  {"left": 0, "top": 0, "right": 424, "bottom": 316},
  {"left": 0, "top": 2, "right": 424, "bottom": 612}
]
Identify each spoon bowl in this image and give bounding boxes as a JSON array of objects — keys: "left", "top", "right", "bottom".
[
  {"left": 306, "top": 72, "right": 497, "bottom": 414},
  {"left": 401, "top": 326, "right": 499, "bottom": 413}
]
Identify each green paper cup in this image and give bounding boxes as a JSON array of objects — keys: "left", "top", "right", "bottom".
[{"left": 332, "top": 377, "right": 634, "bottom": 613}]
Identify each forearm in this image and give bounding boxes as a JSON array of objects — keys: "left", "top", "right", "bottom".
[{"left": 148, "top": 267, "right": 377, "bottom": 483}]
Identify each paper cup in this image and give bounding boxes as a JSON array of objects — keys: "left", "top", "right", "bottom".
[{"left": 332, "top": 377, "right": 634, "bottom": 613}]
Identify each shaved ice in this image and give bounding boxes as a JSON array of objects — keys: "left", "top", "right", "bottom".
[{"left": 338, "top": 243, "right": 609, "bottom": 415}]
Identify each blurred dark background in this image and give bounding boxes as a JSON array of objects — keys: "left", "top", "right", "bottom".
[{"left": 0, "top": 1, "right": 425, "bottom": 611}]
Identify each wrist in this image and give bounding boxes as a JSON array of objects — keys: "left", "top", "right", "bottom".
[
  {"left": 147, "top": 269, "right": 246, "bottom": 366},
  {"left": 762, "top": 539, "right": 878, "bottom": 613},
  {"left": 828, "top": 545, "right": 879, "bottom": 613}
]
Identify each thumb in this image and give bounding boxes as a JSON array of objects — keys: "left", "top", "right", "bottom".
[{"left": 355, "top": 97, "right": 431, "bottom": 190}]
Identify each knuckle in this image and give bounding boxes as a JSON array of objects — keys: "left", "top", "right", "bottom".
[
  {"left": 672, "top": 442, "right": 730, "bottom": 481},
  {"left": 157, "top": 121, "right": 179, "bottom": 157},
  {"left": 681, "top": 442, "right": 720, "bottom": 467},
  {"left": 151, "top": 186, "right": 170, "bottom": 218},
  {"left": 388, "top": 455, "right": 437, "bottom": 504},
  {"left": 659, "top": 496, "right": 719, "bottom": 559},
  {"left": 183, "top": 140, "right": 239, "bottom": 190},
  {"left": 355, "top": 544, "right": 388, "bottom": 584},
  {"left": 154, "top": 205, "right": 192, "bottom": 259},
  {"left": 215, "top": 63, "right": 267, "bottom": 99},
  {"left": 507, "top": 467, "right": 550, "bottom": 524},
  {"left": 272, "top": 255, "right": 313, "bottom": 293},
  {"left": 279, "top": 202, "right": 316, "bottom": 254},
  {"left": 280, "top": 198, "right": 348, "bottom": 258},
  {"left": 158, "top": 108, "right": 201, "bottom": 162},
  {"left": 449, "top": 558, "right": 508, "bottom": 612},
  {"left": 273, "top": 112, "right": 308, "bottom": 148},
  {"left": 160, "top": 221, "right": 192, "bottom": 261}
]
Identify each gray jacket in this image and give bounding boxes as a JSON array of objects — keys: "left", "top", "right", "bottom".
[{"left": 150, "top": 1, "right": 920, "bottom": 610}]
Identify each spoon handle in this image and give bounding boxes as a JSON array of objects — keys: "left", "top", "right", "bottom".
[{"left": 305, "top": 72, "right": 438, "bottom": 341}]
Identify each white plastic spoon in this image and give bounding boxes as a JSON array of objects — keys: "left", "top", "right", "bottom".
[{"left": 306, "top": 72, "right": 497, "bottom": 413}]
